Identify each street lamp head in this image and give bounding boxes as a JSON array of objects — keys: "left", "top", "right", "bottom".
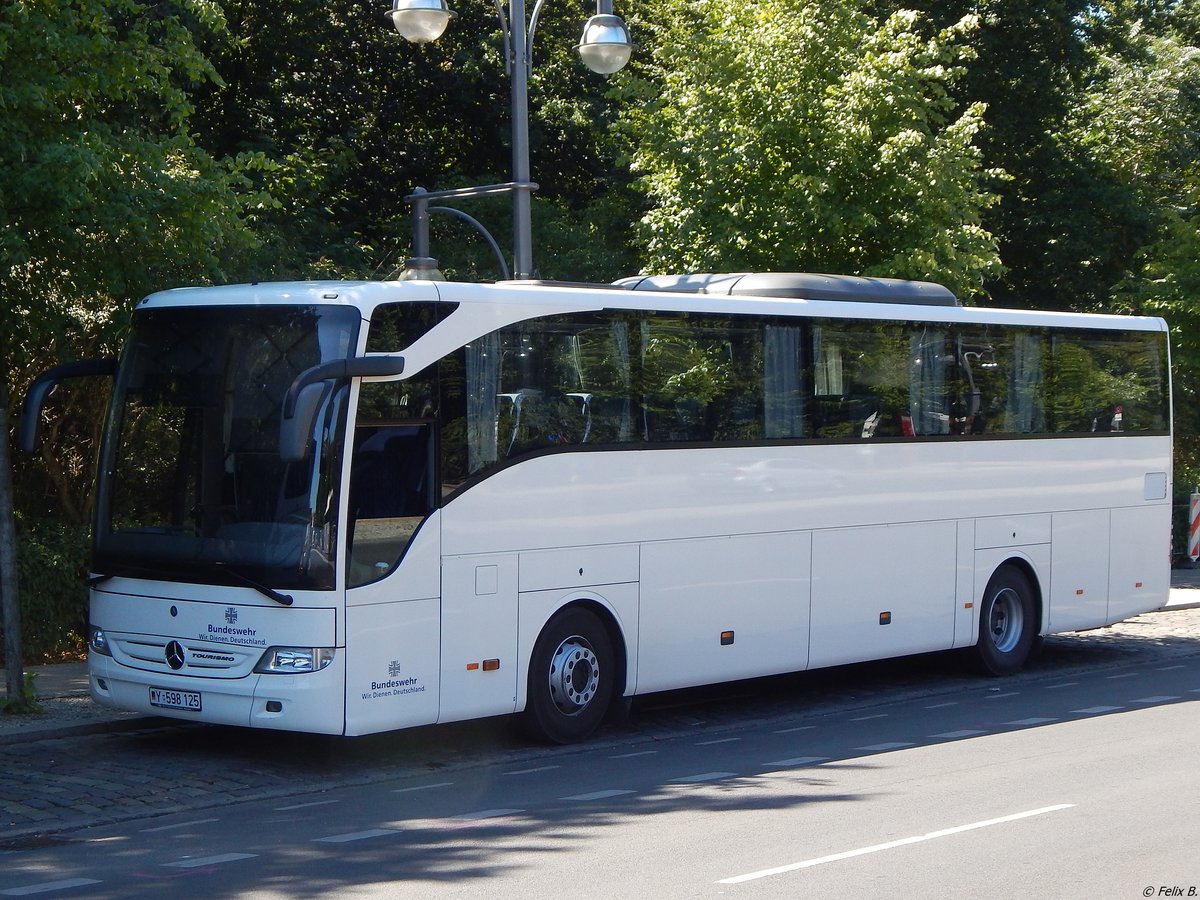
[
  {"left": 387, "top": 0, "right": 456, "bottom": 43},
  {"left": 575, "top": 13, "right": 633, "bottom": 74}
]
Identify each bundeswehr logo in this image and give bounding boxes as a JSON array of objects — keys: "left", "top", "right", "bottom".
[{"left": 225, "top": 607, "right": 239, "bottom": 625}]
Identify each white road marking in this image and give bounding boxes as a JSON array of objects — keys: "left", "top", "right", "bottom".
[
  {"left": 392, "top": 782, "right": 454, "bottom": 794},
  {"left": 1132, "top": 696, "right": 1181, "bottom": 703},
  {"left": 1005, "top": 717, "right": 1058, "bottom": 726},
  {"left": 717, "top": 804, "right": 1075, "bottom": 884},
  {"left": 985, "top": 692, "right": 1019, "bottom": 699},
  {"left": 560, "top": 789, "right": 636, "bottom": 802},
  {"left": 163, "top": 853, "right": 258, "bottom": 868},
  {"left": 774, "top": 725, "right": 816, "bottom": 733},
  {"left": 610, "top": 750, "right": 658, "bottom": 759},
  {"left": 1, "top": 879, "right": 102, "bottom": 896},
  {"left": 850, "top": 714, "right": 887, "bottom": 722},
  {"left": 1107, "top": 672, "right": 1139, "bottom": 679},
  {"left": 314, "top": 829, "right": 400, "bottom": 843},
  {"left": 924, "top": 702, "right": 957, "bottom": 709},
  {"left": 505, "top": 765, "right": 560, "bottom": 775},
  {"left": 764, "top": 756, "right": 829, "bottom": 767},
  {"left": 1046, "top": 682, "right": 1079, "bottom": 689},
  {"left": 1072, "top": 706, "right": 1123, "bottom": 714},
  {"left": 930, "top": 729, "right": 987, "bottom": 739},
  {"left": 140, "top": 818, "right": 219, "bottom": 832},
  {"left": 854, "top": 742, "right": 914, "bottom": 752},
  {"left": 1156, "top": 665, "right": 1185, "bottom": 671},
  {"left": 275, "top": 799, "right": 340, "bottom": 810},
  {"left": 669, "top": 772, "right": 737, "bottom": 783},
  {"left": 697, "top": 737, "right": 741, "bottom": 746},
  {"left": 450, "top": 808, "right": 524, "bottom": 820}
]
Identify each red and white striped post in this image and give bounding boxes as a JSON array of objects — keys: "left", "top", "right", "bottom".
[{"left": 1189, "top": 490, "right": 1200, "bottom": 563}]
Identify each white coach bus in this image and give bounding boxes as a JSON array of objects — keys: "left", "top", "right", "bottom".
[{"left": 20, "top": 273, "right": 1172, "bottom": 742}]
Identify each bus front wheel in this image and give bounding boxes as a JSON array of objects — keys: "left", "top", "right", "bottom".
[
  {"left": 522, "top": 607, "right": 614, "bottom": 744},
  {"left": 972, "top": 566, "right": 1037, "bottom": 676}
]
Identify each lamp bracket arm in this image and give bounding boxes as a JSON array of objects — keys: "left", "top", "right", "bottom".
[
  {"left": 428, "top": 205, "right": 512, "bottom": 280},
  {"left": 527, "top": 0, "right": 549, "bottom": 73},
  {"left": 494, "top": 0, "right": 514, "bottom": 73}
]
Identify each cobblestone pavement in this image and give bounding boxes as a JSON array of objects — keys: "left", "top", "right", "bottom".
[{"left": 2, "top": 604, "right": 1198, "bottom": 845}]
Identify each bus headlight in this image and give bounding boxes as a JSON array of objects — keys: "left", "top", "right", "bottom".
[
  {"left": 89, "top": 625, "right": 113, "bottom": 657},
  {"left": 254, "top": 647, "right": 335, "bottom": 674}
]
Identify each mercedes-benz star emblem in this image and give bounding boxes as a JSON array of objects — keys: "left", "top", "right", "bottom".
[{"left": 165, "top": 640, "right": 186, "bottom": 670}]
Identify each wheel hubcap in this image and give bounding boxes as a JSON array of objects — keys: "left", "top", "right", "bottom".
[
  {"left": 548, "top": 634, "right": 600, "bottom": 716},
  {"left": 988, "top": 587, "right": 1024, "bottom": 654}
]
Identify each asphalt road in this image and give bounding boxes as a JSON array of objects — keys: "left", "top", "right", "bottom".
[{"left": 1, "top": 607, "right": 1198, "bottom": 898}]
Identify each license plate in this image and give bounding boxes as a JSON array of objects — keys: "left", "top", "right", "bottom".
[{"left": 149, "top": 687, "right": 202, "bottom": 711}]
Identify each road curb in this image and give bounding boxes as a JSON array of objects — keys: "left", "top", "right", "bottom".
[{"left": 0, "top": 715, "right": 165, "bottom": 746}]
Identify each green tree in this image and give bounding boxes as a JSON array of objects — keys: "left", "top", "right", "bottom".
[
  {"left": 618, "top": 0, "right": 1001, "bottom": 298},
  {"left": 190, "top": 0, "right": 638, "bottom": 282},
  {"left": 0, "top": 0, "right": 266, "bottom": 681},
  {"left": 1091, "top": 20, "right": 1200, "bottom": 493}
]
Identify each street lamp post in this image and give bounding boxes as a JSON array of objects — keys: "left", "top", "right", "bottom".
[{"left": 387, "top": 0, "right": 632, "bottom": 280}]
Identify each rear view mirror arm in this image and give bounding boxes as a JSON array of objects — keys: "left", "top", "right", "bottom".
[
  {"left": 18, "top": 358, "right": 117, "bottom": 453},
  {"left": 279, "top": 356, "right": 405, "bottom": 462}
]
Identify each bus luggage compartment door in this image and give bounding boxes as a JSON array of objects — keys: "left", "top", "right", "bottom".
[{"left": 439, "top": 553, "right": 519, "bottom": 723}]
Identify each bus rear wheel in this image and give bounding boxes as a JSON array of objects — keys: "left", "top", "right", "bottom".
[
  {"left": 522, "top": 607, "right": 614, "bottom": 744},
  {"left": 972, "top": 566, "right": 1037, "bottom": 676}
]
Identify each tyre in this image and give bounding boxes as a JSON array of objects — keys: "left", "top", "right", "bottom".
[
  {"left": 972, "top": 565, "right": 1038, "bottom": 676},
  {"left": 521, "top": 607, "right": 615, "bottom": 744}
]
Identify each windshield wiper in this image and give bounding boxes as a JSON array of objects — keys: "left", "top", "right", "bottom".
[{"left": 215, "top": 564, "right": 294, "bottom": 606}]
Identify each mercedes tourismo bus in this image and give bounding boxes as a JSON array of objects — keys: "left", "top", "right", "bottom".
[{"left": 20, "top": 273, "right": 1172, "bottom": 742}]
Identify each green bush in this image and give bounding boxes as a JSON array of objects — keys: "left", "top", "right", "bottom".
[{"left": 0, "top": 518, "right": 90, "bottom": 666}]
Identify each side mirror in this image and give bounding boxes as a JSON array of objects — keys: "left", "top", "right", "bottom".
[
  {"left": 19, "top": 358, "right": 117, "bottom": 453},
  {"left": 279, "top": 356, "right": 406, "bottom": 462}
]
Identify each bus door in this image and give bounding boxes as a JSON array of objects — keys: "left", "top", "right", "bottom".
[{"left": 343, "top": 417, "right": 442, "bottom": 734}]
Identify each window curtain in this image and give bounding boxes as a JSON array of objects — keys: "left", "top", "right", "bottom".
[
  {"left": 909, "top": 329, "right": 947, "bottom": 435},
  {"left": 466, "top": 332, "right": 499, "bottom": 473},
  {"left": 764, "top": 325, "right": 803, "bottom": 438},
  {"left": 1006, "top": 330, "right": 1045, "bottom": 434}
]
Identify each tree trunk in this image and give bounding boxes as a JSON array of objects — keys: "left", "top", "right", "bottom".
[{"left": 0, "top": 368, "right": 24, "bottom": 697}]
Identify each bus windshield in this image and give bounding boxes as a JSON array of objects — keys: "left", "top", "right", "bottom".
[{"left": 93, "top": 304, "right": 360, "bottom": 591}]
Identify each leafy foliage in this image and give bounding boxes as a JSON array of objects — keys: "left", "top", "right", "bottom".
[
  {"left": 189, "top": 0, "right": 637, "bottom": 280},
  {"left": 1, "top": 0, "right": 273, "bottom": 522},
  {"left": 618, "top": 0, "right": 1002, "bottom": 297},
  {"left": 0, "top": 519, "right": 90, "bottom": 665},
  {"left": 0, "top": 672, "right": 42, "bottom": 715}
]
